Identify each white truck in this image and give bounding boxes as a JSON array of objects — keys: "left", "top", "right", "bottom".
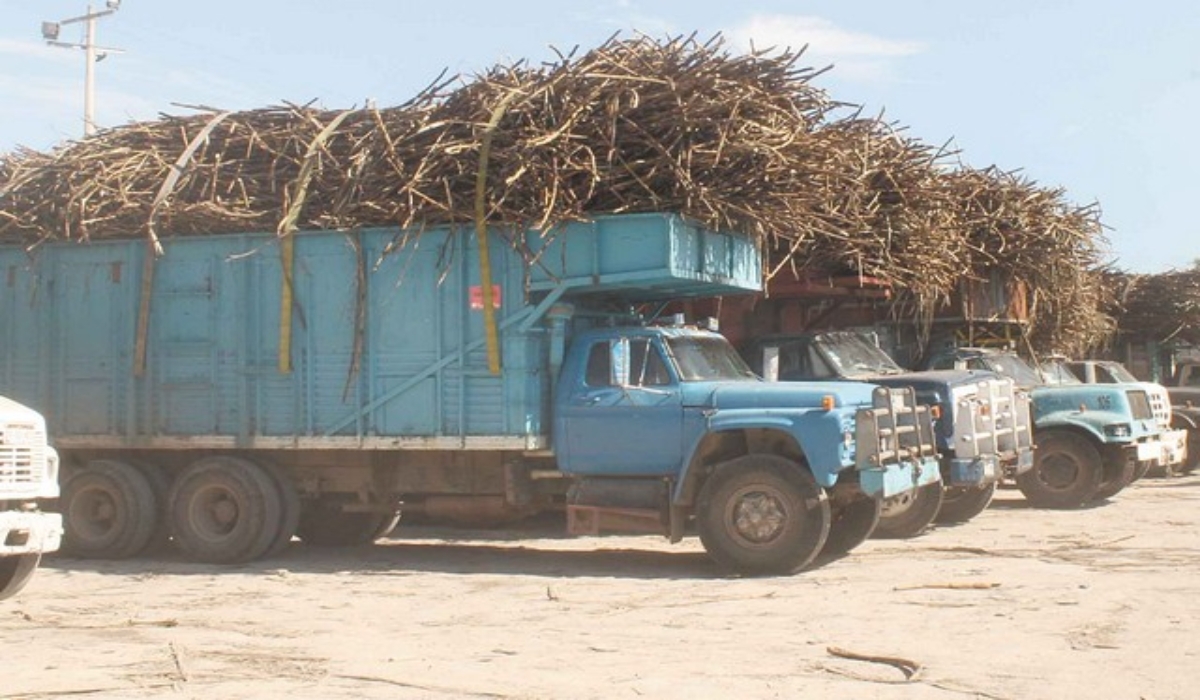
[{"left": 0, "top": 395, "right": 62, "bottom": 600}]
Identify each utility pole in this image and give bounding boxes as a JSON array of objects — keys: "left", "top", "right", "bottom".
[{"left": 42, "top": 1, "right": 124, "bottom": 137}]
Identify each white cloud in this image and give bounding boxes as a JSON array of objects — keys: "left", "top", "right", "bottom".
[{"left": 726, "top": 15, "right": 925, "bottom": 81}]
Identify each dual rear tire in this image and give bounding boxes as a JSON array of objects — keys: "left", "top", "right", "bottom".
[{"left": 61, "top": 456, "right": 304, "bottom": 564}]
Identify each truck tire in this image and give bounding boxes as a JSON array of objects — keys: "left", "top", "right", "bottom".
[
  {"left": 129, "top": 461, "right": 173, "bottom": 553},
  {"left": 873, "top": 482, "right": 944, "bottom": 539},
  {"left": 296, "top": 499, "right": 397, "bottom": 547},
  {"left": 695, "top": 455, "right": 830, "bottom": 575},
  {"left": 169, "top": 456, "right": 283, "bottom": 564},
  {"left": 256, "top": 460, "right": 301, "bottom": 558},
  {"left": 62, "top": 460, "right": 157, "bottom": 559},
  {"left": 820, "top": 493, "right": 879, "bottom": 560},
  {"left": 1093, "top": 454, "right": 1137, "bottom": 501},
  {"left": 0, "top": 554, "right": 40, "bottom": 601},
  {"left": 1180, "top": 429, "right": 1200, "bottom": 475},
  {"left": 1016, "top": 431, "right": 1103, "bottom": 509},
  {"left": 935, "top": 483, "right": 997, "bottom": 524}
]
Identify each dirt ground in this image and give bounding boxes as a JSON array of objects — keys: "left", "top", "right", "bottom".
[{"left": 4, "top": 473, "right": 1199, "bottom": 700}]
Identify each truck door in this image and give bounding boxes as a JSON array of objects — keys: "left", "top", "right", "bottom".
[{"left": 560, "top": 337, "right": 684, "bottom": 475}]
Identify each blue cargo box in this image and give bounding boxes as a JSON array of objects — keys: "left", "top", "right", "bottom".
[{"left": 0, "top": 213, "right": 760, "bottom": 450}]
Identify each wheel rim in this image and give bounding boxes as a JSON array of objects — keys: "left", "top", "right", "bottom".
[
  {"left": 187, "top": 483, "right": 243, "bottom": 544},
  {"left": 726, "top": 486, "right": 789, "bottom": 546},
  {"left": 68, "top": 485, "right": 121, "bottom": 543},
  {"left": 1039, "top": 452, "right": 1081, "bottom": 491}
]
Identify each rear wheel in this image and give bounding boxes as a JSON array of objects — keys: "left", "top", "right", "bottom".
[
  {"left": 256, "top": 460, "right": 301, "bottom": 558},
  {"left": 129, "top": 461, "right": 173, "bottom": 553},
  {"left": 0, "top": 554, "right": 40, "bottom": 601},
  {"left": 297, "top": 499, "right": 398, "bottom": 547},
  {"left": 873, "top": 482, "right": 944, "bottom": 539},
  {"left": 1016, "top": 431, "right": 1103, "bottom": 508},
  {"left": 820, "top": 493, "right": 880, "bottom": 559},
  {"left": 61, "top": 460, "right": 157, "bottom": 559},
  {"left": 935, "top": 483, "right": 997, "bottom": 524},
  {"left": 695, "top": 455, "right": 830, "bottom": 575},
  {"left": 169, "top": 456, "right": 282, "bottom": 564}
]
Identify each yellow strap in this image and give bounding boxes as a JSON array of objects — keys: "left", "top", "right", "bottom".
[
  {"left": 474, "top": 91, "right": 521, "bottom": 376},
  {"left": 277, "top": 108, "right": 355, "bottom": 374},
  {"left": 135, "top": 111, "right": 232, "bottom": 376}
]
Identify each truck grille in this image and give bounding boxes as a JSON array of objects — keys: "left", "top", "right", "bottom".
[
  {"left": 1144, "top": 385, "right": 1172, "bottom": 428},
  {"left": 855, "top": 386, "right": 938, "bottom": 469},
  {"left": 1126, "top": 390, "right": 1154, "bottom": 421},
  {"left": 954, "top": 377, "right": 1035, "bottom": 460},
  {"left": 0, "top": 425, "right": 49, "bottom": 497}
]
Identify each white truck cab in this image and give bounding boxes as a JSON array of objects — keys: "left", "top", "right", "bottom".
[{"left": 0, "top": 395, "right": 63, "bottom": 600}]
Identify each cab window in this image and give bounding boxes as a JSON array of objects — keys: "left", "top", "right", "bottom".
[{"left": 584, "top": 339, "right": 672, "bottom": 387}]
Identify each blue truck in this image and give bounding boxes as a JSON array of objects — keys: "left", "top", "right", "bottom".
[
  {"left": 0, "top": 213, "right": 938, "bottom": 574},
  {"left": 743, "top": 331, "right": 1034, "bottom": 535},
  {"left": 926, "top": 347, "right": 1171, "bottom": 507}
]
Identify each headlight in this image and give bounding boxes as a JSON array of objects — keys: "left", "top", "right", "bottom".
[{"left": 1103, "top": 423, "right": 1132, "bottom": 438}]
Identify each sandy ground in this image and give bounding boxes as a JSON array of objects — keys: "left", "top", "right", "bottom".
[{"left": 3, "top": 474, "right": 1199, "bottom": 700}]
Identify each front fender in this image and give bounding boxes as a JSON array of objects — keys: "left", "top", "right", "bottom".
[
  {"left": 1035, "top": 409, "right": 1130, "bottom": 444},
  {"left": 676, "top": 407, "right": 856, "bottom": 496}
]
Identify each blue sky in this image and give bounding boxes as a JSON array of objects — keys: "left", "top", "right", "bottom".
[{"left": 2, "top": 1, "right": 1197, "bottom": 273}]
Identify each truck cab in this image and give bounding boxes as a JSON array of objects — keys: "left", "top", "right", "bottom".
[
  {"left": 555, "top": 322, "right": 941, "bottom": 573},
  {"left": 0, "top": 396, "right": 63, "bottom": 600},
  {"left": 1064, "top": 358, "right": 1192, "bottom": 475},
  {"left": 927, "top": 347, "right": 1169, "bottom": 507},
  {"left": 743, "top": 331, "right": 1033, "bottom": 533}
]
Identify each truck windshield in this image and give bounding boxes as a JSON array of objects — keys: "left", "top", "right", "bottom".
[
  {"left": 981, "top": 354, "right": 1044, "bottom": 388},
  {"left": 816, "top": 333, "right": 904, "bottom": 378},
  {"left": 1096, "top": 362, "right": 1139, "bottom": 383},
  {"left": 1038, "top": 359, "right": 1083, "bottom": 385},
  {"left": 667, "top": 336, "right": 759, "bottom": 381}
]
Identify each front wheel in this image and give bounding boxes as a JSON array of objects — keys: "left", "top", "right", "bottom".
[
  {"left": 1179, "top": 428, "right": 1200, "bottom": 475},
  {"left": 1093, "top": 454, "right": 1137, "bottom": 501},
  {"left": 873, "top": 482, "right": 944, "bottom": 539},
  {"left": 0, "top": 554, "right": 40, "bottom": 601},
  {"left": 1016, "top": 431, "right": 1102, "bottom": 508},
  {"left": 696, "top": 455, "right": 830, "bottom": 575},
  {"left": 820, "top": 492, "right": 880, "bottom": 560},
  {"left": 935, "top": 482, "right": 997, "bottom": 524}
]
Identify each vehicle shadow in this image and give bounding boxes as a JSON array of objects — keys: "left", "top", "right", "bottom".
[{"left": 42, "top": 527, "right": 732, "bottom": 581}]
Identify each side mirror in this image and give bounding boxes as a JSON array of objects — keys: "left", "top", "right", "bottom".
[
  {"left": 610, "top": 338, "right": 630, "bottom": 387},
  {"left": 761, "top": 346, "right": 780, "bottom": 381}
]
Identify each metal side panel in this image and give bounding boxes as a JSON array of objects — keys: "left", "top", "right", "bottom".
[
  {"left": 524, "top": 213, "right": 762, "bottom": 299},
  {"left": 1, "top": 252, "right": 53, "bottom": 417}
]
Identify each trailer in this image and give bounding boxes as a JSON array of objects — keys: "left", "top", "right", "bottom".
[{"left": 1, "top": 213, "right": 938, "bottom": 574}]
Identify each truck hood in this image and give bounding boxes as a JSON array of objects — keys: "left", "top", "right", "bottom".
[
  {"left": 0, "top": 395, "right": 48, "bottom": 430},
  {"left": 867, "top": 369, "right": 996, "bottom": 394},
  {"left": 1031, "top": 384, "right": 1145, "bottom": 420},
  {"left": 681, "top": 380, "right": 881, "bottom": 410}
]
